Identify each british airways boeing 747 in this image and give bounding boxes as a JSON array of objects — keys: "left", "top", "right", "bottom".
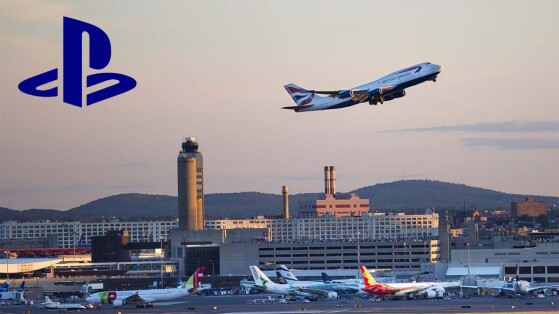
[{"left": 283, "top": 62, "right": 443, "bottom": 112}]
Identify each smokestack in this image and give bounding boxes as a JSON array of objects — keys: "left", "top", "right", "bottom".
[
  {"left": 282, "top": 185, "right": 289, "bottom": 219},
  {"left": 330, "top": 166, "right": 336, "bottom": 195},
  {"left": 324, "top": 166, "right": 331, "bottom": 195}
]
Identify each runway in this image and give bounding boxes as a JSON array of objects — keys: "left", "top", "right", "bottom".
[{"left": 1, "top": 294, "right": 557, "bottom": 314}]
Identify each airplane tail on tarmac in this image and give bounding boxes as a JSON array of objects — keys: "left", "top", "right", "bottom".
[
  {"left": 250, "top": 266, "right": 276, "bottom": 289},
  {"left": 360, "top": 266, "right": 378, "bottom": 287},
  {"left": 17, "top": 281, "right": 25, "bottom": 292}
]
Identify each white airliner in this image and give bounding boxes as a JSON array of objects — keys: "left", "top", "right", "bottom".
[
  {"left": 361, "top": 266, "right": 459, "bottom": 299},
  {"left": 250, "top": 266, "right": 337, "bottom": 299},
  {"left": 283, "top": 62, "right": 443, "bottom": 112},
  {"left": 86, "top": 267, "right": 205, "bottom": 308},
  {"left": 41, "top": 296, "right": 86, "bottom": 311},
  {"left": 462, "top": 265, "right": 550, "bottom": 297},
  {"left": 276, "top": 265, "right": 367, "bottom": 296}
]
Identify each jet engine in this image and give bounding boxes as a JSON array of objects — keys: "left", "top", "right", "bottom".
[
  {"left": 435, "top": 287, "right": 445, "bottom": 298},
  {"left": 383, "top": 90, "right": 406, "bottom": 102},
  {"left": 423, "top": 290, "right": 437, "bottom": 299},
  {"left": 422, "top": 287, "right": 445, "bottom": 299},
  {"left": 112, "top": 300, "right": 125, "bottom": 307},
  {"left": 326, "top": 291, "right": 338, "bottom": 299}
]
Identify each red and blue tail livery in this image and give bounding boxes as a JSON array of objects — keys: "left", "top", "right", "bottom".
[{"left": 282, "top": 62, "right": 443, "bottom": 112}]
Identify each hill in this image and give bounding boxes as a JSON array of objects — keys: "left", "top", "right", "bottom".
[{"left": 2, "top": 180, "right": 557, "bottom": 222}]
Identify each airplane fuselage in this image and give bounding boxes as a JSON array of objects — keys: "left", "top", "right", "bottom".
[
  {"left": 86, "top": 288, "right": 188, "bottom": 305},
  {"left": 289, "top": 62, "right": 443, "bottom": 112}
]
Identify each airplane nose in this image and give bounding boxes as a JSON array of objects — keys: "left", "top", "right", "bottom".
[{"left": 438, "top": 65, "right": 444, "bottom": 72}]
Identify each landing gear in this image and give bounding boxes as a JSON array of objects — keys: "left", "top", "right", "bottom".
[
  {"left": 368, "top": 99, "right": 377, "bottom": 106},
  {"left": 136, "top": 303, "right": 154, "bottom": 308}
]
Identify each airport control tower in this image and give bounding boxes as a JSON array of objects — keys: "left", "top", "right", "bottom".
[{"left": 177, "top": 137, "right": 204, "bottom": 230}]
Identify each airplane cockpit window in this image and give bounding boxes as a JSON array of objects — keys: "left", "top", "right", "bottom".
[{"left": 426, "top": 62, "right": 431, "bottom": 65}]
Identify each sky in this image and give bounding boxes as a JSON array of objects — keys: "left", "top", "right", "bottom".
[{"left": 1, "top": 0, "right": 558, "bottom": 210}]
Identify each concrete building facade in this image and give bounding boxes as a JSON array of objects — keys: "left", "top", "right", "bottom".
[
  {"left": 511, "top": 197, "right": 547, "bottom": 218},
  {"left": 0, "top": 220, "right": 177, "bottom": 248},
  {"left": 451, "top": 242, "right": 559, "bottom": 283},
  {"left": 205, "top": 212, "right": 439, "bottom": 242},
  {"left": 298, "top": 193, "right": 370, "bottom": 218}
]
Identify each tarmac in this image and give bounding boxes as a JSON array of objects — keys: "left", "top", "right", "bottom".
[{"left": 0, "top": 294, "right": 557, "bottom": 314}]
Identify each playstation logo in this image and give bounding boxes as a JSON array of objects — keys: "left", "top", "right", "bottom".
[{"left": 18, "top": 17, "right": 136, "bottom": 107}]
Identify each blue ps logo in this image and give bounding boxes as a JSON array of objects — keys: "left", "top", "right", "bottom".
[{"left": 18, "top": 17, "right": 136, "bottom": 107}]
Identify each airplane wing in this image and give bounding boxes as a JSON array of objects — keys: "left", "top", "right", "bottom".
[
  {"left": 390, "top": 287, "right": 422, "bottom": 297},
  {"left": 123, "top": 293, "right": 156, "bottom": 304},
  {"left": 296, "top": 286, "right": 333, "bottom": 298},
  {"left": 310, "top": 89, "right": 369, "bottom": 100},
  {"left": 525, "top": 285, "right": 550, "bottom": 292},
  {"left": 312, "top": 86, "right": 396, "bottom": 100}
]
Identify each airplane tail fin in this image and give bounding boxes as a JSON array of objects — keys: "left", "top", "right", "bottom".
[
  {"left": 321, "top": 272, "right": 332, "bottom": 283},
  {"left": 276, "top": 264, "right": 299, "bottom": 282},
  {"left": 250, "top": 266, "right": 275, "bottom": 288},
  {"left": 194, "top": 267, "right": 205, "bottom": 289},
  {"left": 276, "top": 271, "right": 288, "bottom": 284},
  {"left": 17, "top": 281, "right": 25, "bottom": 292},
  {"left": 44, "top": 296, "right": 53, "bottom": 303},
  {"left": 0, "top": 280, "right": 9, "bottom": 292},
  {"left": 515, "top": 264, "right": 520, "bottom": 282},
  {"left": 360, "top": 266, "right": 378, "bottom": 287},
  {"left": 283, "top": 83, "right": 320, "bottom": 110}
]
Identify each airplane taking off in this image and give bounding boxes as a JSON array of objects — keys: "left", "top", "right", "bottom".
[
  {"left": 361, "top": 266, "right": 459, "bottom": 299},
  {"left": 86, "top": 267, "right": 205, "bottom": 307},
  {"left": 283, "top": 62, "right": 443, "bottom": 112}
]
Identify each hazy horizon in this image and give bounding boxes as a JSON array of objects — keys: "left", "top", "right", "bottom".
[{"left": 1, "top": 1, "right": 558, "bottom": 210}]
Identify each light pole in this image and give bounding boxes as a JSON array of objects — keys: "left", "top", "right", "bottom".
[
  {"left": 3, "top": 251, "right": 9, "bottom": 280},
  {"left": 356, "top": 232, "right": 361, "bottom": 278},
  {"left": 403, "top": 242, "right": 407, "bottom": 274},
  {"left": 160, "top": 236, "right": 164, "bottom": 288},
  {"left": 209, "top": 260, "right": 215, "bottom": 276},
  {"left": 466, "top": 242, "right": 471, "bottom": 279}
]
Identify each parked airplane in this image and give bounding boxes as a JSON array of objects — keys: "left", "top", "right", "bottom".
[
  {"left": 0, "top": 281, "right": 25, "bottom": 302},
  {"left": 86, "top": 267, "right": 205, "bottom": 307},
  {"left": 41, "top": 296, "right": 86, "bottom": 311},
  {"left": 250, "top": 266, "right": 337, "bottom": 299},
  {"left": 283, "top": 62, "right": 443, "bottom": 112},
  {"left": 275, "top": 265, "right": 366, "bottom": 296},
  {"left": 276, "top": 271, "right": 361, "bottom": 296},
  {"left": 361, "top": 266, "right": 458, "bottom": 299},
  {"left": 462, "top": 265, "right": 550, "bottom": 296}
]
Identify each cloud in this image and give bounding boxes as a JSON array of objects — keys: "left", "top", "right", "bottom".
[
  {"left": 461, "top": 138, "right": 559, "bottom": 150},
  {"left": 381, "top": 121, "right": 559, "bottom": 133}
]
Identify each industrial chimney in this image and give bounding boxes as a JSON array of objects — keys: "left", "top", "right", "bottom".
[
  {"left": 324, "top": 166, "right": 331, "bottom": 195},
  {"left": 329, "top": 166, "right": 336, "bottom": 195},
  {"left": 282, "top": 185, "right": 289, "bottom": 219}
]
